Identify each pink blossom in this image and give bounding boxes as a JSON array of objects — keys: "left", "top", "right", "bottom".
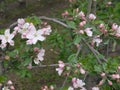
[
  {"left": 40, "top": 25, "right": 52, "bottom": 35},
  {"left": 79, "top": 30, "right": 84, "bottom": 34},
  {"left": 72, "top": 78, "right": 85, "bottom": 88},
  {"left": 34, "top": 47, "right": 40, "bottom": 53},
  {"left": 10, "top": 85, "right": 15, "bottom": 90},
  {"left": 112, "top": 23, "right": 118, "bottom": 30},
  {"left": 92, "top": 36, "right": 102, "bottom": 47},
  {"left": 99, "top": 23, "right": 105, "bottom": 29},
  {"left": 111, "top": 74, "right": 120, "bottom": 79},
  {"left": 37, "top": 49, "right": 45, "bottom": 61},
  {"left": 98, "top": 79, "right": 104, "bottom": 86},
  {"left": 89, "top": 14, "right": 96, "bottom": 20},
  {"left": 17, "top": 18, "right": 25, "bottom": 28},
  {"left": 56, "top": 67, "right": 64, "bottom": 76},
  {"left": 68, "top": 86, "right": 74, "bottom": 90},
  {"left": 0, "top": 29, "right": 15, "bottom": 48},
  {"left": 80, "top": 68, "right": 86, "bottom": 74},
  {"left": 78, "top": 11, "right": 85, "bottom": 17},
  {"left": 84, "top": 28, "right": 93, "bottom": 37},
  {"left": 100, "top": 72, "right": 106, "bottom": 77},
  {"left": 118, "top": 66, "right": 120, "bottom": 70},
  {"left": 56, "top": 61, "right": 65, "bottom": 76},
  {"left": 7, "top": 80, "right": 13, "bottom": 85},
  {"left": 92, "top": 87, "right": 99, "bottom": 90},
  {"left": 58, "top": 61, "right": 65, "bottom": 68},
  {"left": 108, "top": 80, "right": 112, "bottom": 86}
]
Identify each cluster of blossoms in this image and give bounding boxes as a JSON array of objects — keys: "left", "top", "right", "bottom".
[
  {"left": 0, "top": 18, "right": 52, "bottom": 48},
  {"left": 68, "top": 78, "right": 86, "bottom": 90},
  {"left": 56, "top": 60, "right": 65, "bottom": 76},
  {"left": 1, "top": 80, "right": 15, "bottom": 90},
  {"left": 14, "top": 18, "right": 52, "bottom": 45},
  {"left": 98, "top": 66, "right": 120, "bottom": 87}
]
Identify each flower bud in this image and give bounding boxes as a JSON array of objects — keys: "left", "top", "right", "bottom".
[
  {"left": 108, "top": 80, "right": 112, "bottom": 86},
  {"left": 101, "top": 72, "right": 106, "bottom": 77},
  {"left": 98, "top": 79, "right": 104, "bottom": 86},
  {"left": 112, "top": 23, "right": 118, "bottom": 30},
  {"left": 79, "top": 30, "right": 84, "bottom": 34},
  {"left": 80, "top": 68, "right": 86, "bottom": 74},
  {"left": 7, "top": 80, "right": 13, "bottom": 85},
  {"left": 99, "top": 24, "right": 104, "bottom": 29},
  {"left": 10, "top": 85, "right": 15, "bottom": 90}
]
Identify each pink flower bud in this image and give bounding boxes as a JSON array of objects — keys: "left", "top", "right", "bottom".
[
  {"left": 89, "top": 14, "right": 96, "bottom": 20},
  {"left": 34, "top": 47, "right": 39, "bottom": 53},
  {"left": 50, "top": 85, "right": 54, "bottom": 90},
  {"left": 79, "top": 30, "right": 84, "bottom": 34},
  {"left": 76, "top": 8, "right": 79, "bottom": 13},
  {"left": 111, "top": 74, "right": 120, "bottom": 79},
  {"left": 10, "top": 85, "right": 15, "bottom": 90},
  {"left": 99, "top": 24, "right": 104, "bottom": 29},
  {"left": 101, "top": 72, "right": 106, "bottom": 77},
  {"left": 98, "top": 79, "right": 104, "bottom": 86},
  {"left": 79, "top": 11, "right": 85, "bottom": 17},
  {"left": 7, "top": 80, "right": 13, "bottom": 85},
  {"left": 79, "top": 22, "right": 84, "bottom": 27},
  {"left": 112, "top": 23, "right": 118, "bottom": 30},
  {"left": 80, "top": 68, "right": 86, "bottom": 74},
  {"left": 72, "top": 77, "right": 77, "bottom": 83},
  {"left": 76, "top": 63, "right": 80, "bottom": 68},
  {"left": 108, "top": 80, "right": 112, "bottom": 86}
]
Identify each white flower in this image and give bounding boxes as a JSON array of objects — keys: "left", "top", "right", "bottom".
[
  {"left": 17, "top": 18, "right": 25, "bottom": 28},
  {"left": 115, "top": 26, "right": 120, "bottom": 37},
  {"left": 37, "top": 49, "right": 45, "bottom": 61},
  {"left": 72, "top": 78, "right": 85, "bottom": 88},
  {"left": 34, "top": 58, "right": 40, "bottom": 64},
  {"left": 56, "top": 67, "right": 63, "bottom": 76},
  {"left": 92, "top": 87, "right": 100, "bottom": 90},
  {"left": 78, "top": 11, "right": 85, "bottom": 17},
  {"left": 26, "top": 29, "right": 45, "bottom": 44},
  {"left": 89, "top": 13, "right": 96, "bottom": 20},
  {"left": 68, "top": 86, "right": 74, "bottom": 90},
  {"left": 40, "top": 25, "right": 52, "bottom": 35},
  {"left": 92, "top": 37, "right": 102, "bottom": 47},
  {"left": 56, "top": 60, "right": 65, "bottom": 76},
  {"left": 0, "top": 29, "right": 15, "bottom": 48},
  {"left": 84, "top": 28, "right": 93, "bottom": 37}
]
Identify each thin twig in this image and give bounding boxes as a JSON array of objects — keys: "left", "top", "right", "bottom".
[
  {"left": 92, "top": 0, "right": 97, "bottom": 15},
  {"left": 39, "top": 16, "right": 72, "bottom": 29},
  {"left": 82, "top": 38, "right": 102, "bottom": 64},
  {"left": 86, "top": 0, "right": 93, "bottom": 18},
  {"left": 32, "top": 63, "right": 69, "bottom": 68}
]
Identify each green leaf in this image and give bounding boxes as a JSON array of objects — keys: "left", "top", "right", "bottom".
[
  {"left": 74, "top": 35, "right": 82, "bottom": 45},
  {"left": 21, "top": 58, "right": 32, "bottom": 66},
  {"left": 66, "top": 21, "right": 76, "bottom": 29},
  {"left": 94, "top": 65, "right": 102, "bottom": 73}
]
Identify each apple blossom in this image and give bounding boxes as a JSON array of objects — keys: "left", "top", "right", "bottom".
[
  {"left": 99, "top": 23, "right": 105, "bottom": 29},
  {"left": 68, "top": 86, "right": 74, "bottom": 90},
  {"left": 37, "top": 48, "right": 45, "bottom": 61},
  {"left": 26, "top": 29, "right": 45, "bottom": 44},
  {"left": 0, "top": 29, "right": 15, "bottom": 48},
  {"left": 78, "top": 11, "right": 85, "bottom": 17},
  {"left": 92, "top": 87, "right": 99, "bottom": 90},
  {"left": 80, "top": 68, "right": 86, "bottom": 74},
  {"left": 84, "top": 28, "right": 93, "bottom": 37},
  {"left": 108, "top": 80, "right": 113, "bottom": 86},
  {"left": 92, "top": 37, "right": 102, "bottom": 47},
  {"left": 72, "top": 78, "right": 85, "bottom": 88},
  {"left": 56, "top": 61, "right": 65, "bottom": 76},
  {"left": 89, "top": 13, "right": 96, "bottom": 20},
  {"left": 7, "top": 80, "right": 13, "bottom": 85},
  {"left": 112, "top": 23, "right": 118, "bottom": 30}
]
